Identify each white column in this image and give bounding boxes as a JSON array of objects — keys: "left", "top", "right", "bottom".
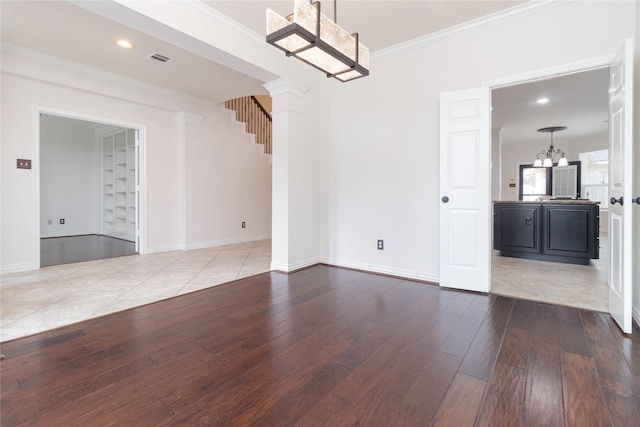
[{"left": 265, "top": 77, "right": 320, "bottom": 272}]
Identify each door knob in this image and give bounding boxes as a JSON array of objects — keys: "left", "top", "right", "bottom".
[
  {"left": 633, "top": 197, "right": 640, "bottom": 205},
  {"left": 441, "top": 196, "right": 449, "bottom": 203},
  {"left": 610, "top": 196, "right": 624, "bottom": 205}
]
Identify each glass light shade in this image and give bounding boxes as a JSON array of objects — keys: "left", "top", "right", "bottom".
[
  {"left": 557, "top": 157, "right": 569, "bottom": 167},
  {"left": 266, "top": 0, "right": 369, "bottom": 82},
  {"left": 533, "top": 158, "right": 542, "bottom": 167},
  {"left": 543, "top": 157, "right": 553, "bottom": 167}
]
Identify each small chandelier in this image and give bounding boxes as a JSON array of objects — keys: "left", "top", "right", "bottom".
[
  {"left": 534, "top": 126, "right": 568, "bottom": 167},
  {"left": 266, "top": 0, "right": 369, "bottom": 82}
]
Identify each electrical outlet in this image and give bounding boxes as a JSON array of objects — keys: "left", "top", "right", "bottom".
[
  {"left": 60, "top": 218, "right": 65, "bottom": 225},
  {"left": 377, "top": 240, "right": 384, "bottom": 250},
  {"left": 242, "top": 221, "right": 246, "bottom": 228},
  {"left": 17, "top": 159, "right": 32, "bottom": 169}
]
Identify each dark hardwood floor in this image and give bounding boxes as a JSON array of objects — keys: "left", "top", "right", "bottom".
[
  {"left": 1, "top": 265, "right": 638, "bottom": 426},
  {"left": 40, "top": 235, "right": 136, "bottom": 267}
]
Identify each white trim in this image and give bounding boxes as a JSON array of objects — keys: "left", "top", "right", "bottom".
[
  {"left": 184, "top": 234, "right": 272, "bottom": 251},
  {"left": 264, "top": 77, "right": 310, "bottom": 98},
  {"left": 35, "top": 106, "right": 147, "bottom": 267},
  {"left": 321, "top": 257, "right": 439, "bottom": 283},
  {"left": 271, "top": 256, "right": 322, "bottom": 273},
  {"left": 33, "top": 107, "right": 42, "bottom": 270},
  {"left": 3, "top": 43, "right": 218, "bottom": 109},
  {"left": 373, "top": 0, "right": 569, "bottom": 60},
  {"left": 483, "top": 55, "right": 615, "bottom": 89},
  {"left": 174, "top": 0, "right": 264, "bottom": 47},
  {"left": 146, "top": 244, "right": 183, "bottom": 254},
  {"left": 0, "top": 263, "right": 35, "bottom": 274},
  {"left": 483, "top": 52, "right": 618, "bottom": 308}
]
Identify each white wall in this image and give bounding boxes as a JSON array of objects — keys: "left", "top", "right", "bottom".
[
  {"left": 184, "top": 107, "right": 272, "bottom": 249},
  {"left": 498, "top": 132, "right": 608, "bottom": 201},
  {"left": 40, "top": 116, "right": 99, "bottom": 237},
  {"left": 110, "top": 0, "right": 323, "bottom": 273},
  {"left": 320, "top": 1, "right": 636, "bottom": 281},
  {"left": 1, "top": 50, "right": 272, "bottom": 272}
]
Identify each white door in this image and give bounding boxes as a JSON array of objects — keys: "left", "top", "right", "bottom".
[
  {"left": 439, "top": 87, "right": 491, "bottom": 292},
  {"left": 608, "top": 38, "right": 634, "bottom": 334}
]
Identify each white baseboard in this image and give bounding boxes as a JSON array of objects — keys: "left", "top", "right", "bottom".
[
  {"left": 41, "top": 229, "right": 97, "bottom": 238},
  {"left": 185, "top": 234, "right": 271, "bottom": 251},
  {"left": 146, "top": 244, "right": 184, "bottom": 254},
  {"left": 1, "top": 262, "right": 36, "bottom": 275},
  {"left": 270, "top": 257, "right": 322, "bottom": 273},
  {"left": 320, "top": 257, "right": 439, "bottom": 283}
]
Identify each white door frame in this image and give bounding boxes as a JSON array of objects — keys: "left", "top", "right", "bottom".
[
  {"left": 34, "top": 106, "right": 146, "bottom": 268},
  {"left": 480, "top": 54, "right": 615, "bottom": 293}
]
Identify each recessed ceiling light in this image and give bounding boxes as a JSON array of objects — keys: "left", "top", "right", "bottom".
[
  {"left": 115, "top": 39, "right": 134, "bottom": 49},
  {"left": 536, "top": 97, "right": 550, "bottom": 104}
]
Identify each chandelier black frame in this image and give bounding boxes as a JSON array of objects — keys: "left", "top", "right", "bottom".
[{"left": 266, "top": 0, "right": 369, "bottom": 82}]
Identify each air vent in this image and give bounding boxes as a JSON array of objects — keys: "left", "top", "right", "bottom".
[{"left": 147, "top": 52, "right": 173, "bottom": 64}]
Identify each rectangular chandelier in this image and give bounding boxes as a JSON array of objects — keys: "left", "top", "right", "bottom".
[{"left": 266, "top": 0, "right": 369, "bottom": 82}]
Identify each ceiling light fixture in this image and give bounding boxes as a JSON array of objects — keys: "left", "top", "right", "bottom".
[
  {"left": 115, "top": 39, "right": 134, "bottom": 49},
  {"left": 536, "top": 97, "right": 550, "bottom": 104},
  {"left": 534, "top": 126, "right": 568, "bottom": 167},
  {"left": 266, "top": 0, "right": 369, "bottom": 82}
]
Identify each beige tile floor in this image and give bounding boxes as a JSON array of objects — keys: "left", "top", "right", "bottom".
[
  {"left": 1, "top": 239, "right": 272, "bottom": 342},
  {"left": 1, "top": 236, "right": 608, "bottom": 343},
  {"left": 491, "top": 234, "right": 608, "bottom": 313}
]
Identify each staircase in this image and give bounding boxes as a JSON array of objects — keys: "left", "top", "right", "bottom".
[{"left": 224, "top": 96, "right": 272, "bottom": 155}]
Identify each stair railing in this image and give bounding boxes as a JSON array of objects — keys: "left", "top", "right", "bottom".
[{"left": 224, "top": 96, "right": 272, "bottom": 155}]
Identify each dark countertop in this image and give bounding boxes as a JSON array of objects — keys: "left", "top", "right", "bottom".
[{"left": 493, "top": 200, "right": 600, "bottom": 205}]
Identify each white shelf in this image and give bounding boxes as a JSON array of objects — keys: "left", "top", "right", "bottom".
[{"left": 102, "top": 129, "right": 136, "bottom": 242}]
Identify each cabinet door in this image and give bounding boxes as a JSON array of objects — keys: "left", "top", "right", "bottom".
[
  {"left": 494, "top": 204, "right": 540, "bottom": 253},
  {"left": 542, "top": 205, "right": 598, "bottom": 258}
]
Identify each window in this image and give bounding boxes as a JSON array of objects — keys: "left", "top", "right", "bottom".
[
  {"left": 520, "top": 166, "right": 550, "bottom": 201},
  {"left": 552, "top": 164, "right": 578, "bottom": 198},
  {"left": 519, "top": 161, "right": 581, "bottom": 201},
  {"left": 580, "top": 149, "right": 608, "bottom": 209}
]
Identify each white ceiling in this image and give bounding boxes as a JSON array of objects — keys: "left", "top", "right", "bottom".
[
  {"left": 492, "top": 68, "right": 610, "bottom": 145},
  {"left": 204, "top": 0, "right": 527, "bottom": 52},
  {"left": 0, "top": 0, "right": 609, "bottom": 143}
]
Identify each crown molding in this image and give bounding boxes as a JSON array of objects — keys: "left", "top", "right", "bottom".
[
  {"left": 264, "top": 77, "right": 310, "bottom": 98},
  {"left": 2, "top": 43, "right": 218, "bottom": 110},
  {"left": 172, "top": 0, "right": 311, "bottom": 75},
  {"left": 372, "top": 0, "right": 572, "bottom": 61},
  {"left": 173, "top": 0, "right": 264, "bottom": 47}
]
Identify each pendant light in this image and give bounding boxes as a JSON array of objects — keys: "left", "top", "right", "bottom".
[
  {"left": 534, "top": 126, "right": 568, "bottom": 167},
  {"left": 266, "top": 0, "right": 369, "bottom": 82}
]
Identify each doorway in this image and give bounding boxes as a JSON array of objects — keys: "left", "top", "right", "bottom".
[
  {"left": 489, "top": 67, "right": 610, "bottom": 311},
  {"left": 39, "top": 113, "right": 140, "bottom": 267}
]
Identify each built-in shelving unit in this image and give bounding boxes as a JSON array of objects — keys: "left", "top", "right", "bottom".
[{"left": 101, "top": 129, "right": 137, "bottom": 242}]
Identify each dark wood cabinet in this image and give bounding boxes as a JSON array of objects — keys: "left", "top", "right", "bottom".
[{"left": 494, "top": 202, "right": 599, "bottom": 265}]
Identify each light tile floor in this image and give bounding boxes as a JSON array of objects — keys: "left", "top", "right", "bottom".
[
  {"left": 1, "top": 239, "right": 271, "bottom": 342},
  {"left": 491, "top": 234, "right": 608, "bottom": 313},
  {"left": 1, "top": 236, "right": 609, "bottom": 343}
]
